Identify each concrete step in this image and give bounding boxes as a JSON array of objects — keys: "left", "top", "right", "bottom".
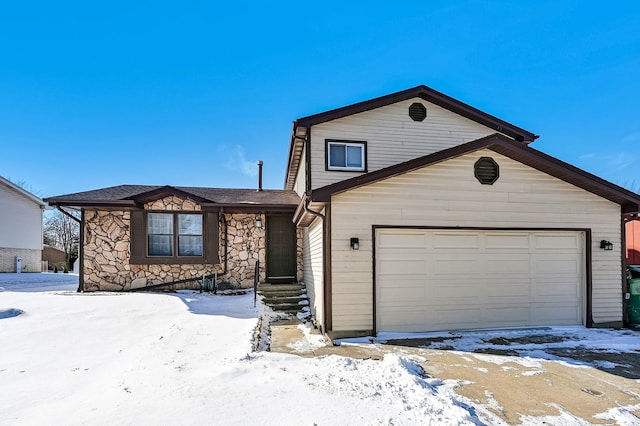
[
  {"left": 258, "top": 289, "right": 305, "bottom": 297},
  {"left": 258, "top": 283, "right": 304, "bottom": 291},
  {"left": 258, "top": 283, "right": 309, "bottom": 317},
  {"left": 261, "top": 295, "right": 308, "bottom": 304}
]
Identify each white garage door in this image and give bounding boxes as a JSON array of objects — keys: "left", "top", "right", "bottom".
[{"left": 376, "top": 229, "right": 585, "bottom": 333}]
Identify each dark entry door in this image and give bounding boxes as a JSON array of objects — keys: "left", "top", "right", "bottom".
[{"left": 266, "top": 214, "right": 297, "bottom": 283}]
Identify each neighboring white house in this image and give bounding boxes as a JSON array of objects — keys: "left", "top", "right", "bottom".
[{"left": 0, "top": 176, "right": 47, "bottom": 272}]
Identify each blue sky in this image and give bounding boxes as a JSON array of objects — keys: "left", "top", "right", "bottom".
[{"left": 1, "top": 1, "right": 639, "bottom": 197}]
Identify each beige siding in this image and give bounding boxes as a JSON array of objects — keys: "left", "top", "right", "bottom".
[
  {"left": 330, "top": 149, "right": 622, "bottom": 332},
  {"left": 293, "top": 145, "right": 307, "bottom": 197},
  {"left": 302, "top": 215, "right": 324, "bottom": 327},
  {"left": 310, "top": 97, "right": 499, "bottom": 189},
  {"left": 0, "top": 183, "right": 43, "bottom": 250}
]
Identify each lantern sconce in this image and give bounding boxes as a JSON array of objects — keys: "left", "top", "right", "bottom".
[
  {"left": 600, "top": 240, "right": 613, "bottom": 251},
  {"left": 350, "top": 237, "right": 359, "bottom": 250},
  {"left": 255, "top": 216, "right": 263, "bottom": 229}
]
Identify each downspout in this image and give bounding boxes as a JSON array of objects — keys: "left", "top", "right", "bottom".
[
  {"left": 302, "top": 194, "right": 331, "bottom": 334},
  {"left": 52, "top": 205, "right": 83, "bottom": 292}
]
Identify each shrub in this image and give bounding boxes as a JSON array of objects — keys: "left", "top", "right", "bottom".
[
  {"left": 53, "top": 265, "right": 58, "bottom": 273},
  {"left": 63, "top": 265, "right": 69, "bottom": 273}
]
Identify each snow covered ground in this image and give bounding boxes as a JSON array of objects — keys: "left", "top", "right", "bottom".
[{"left": 1, "top": 273, "right": 639, "bottom": 425}]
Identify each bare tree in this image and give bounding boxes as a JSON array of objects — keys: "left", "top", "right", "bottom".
[{"left": 44, "top": 210, "right": 80, "bottom": 270}]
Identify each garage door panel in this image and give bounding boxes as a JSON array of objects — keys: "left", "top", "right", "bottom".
[
  {"left": 530, "top": 304, "right": 581, "bottom": 323},
  {"left": 379, "top": 285, "right": 425, "bottom": 302},
  {"left": 378, "top": 257, "right": 426, "bottom": 275},
  {"left": 376, "top": 229, "right": 585, "bottom": 333},
  {"left": 432, "top": 232, "right": 479, "bottom": 249},
  {"left": 533, "top": 280, "right": 582, "bottom": 298},
  {"left": 379, "top": 233, "right": 425, "bottom": 248},
  {"left": 486, "top": 255, "right": 530, "bottom": 274},
  {"left": 533, "top": 254, "right": 581, "bottom": 276},
  {"left": 485, "top": 280, "right": 531, "bottom": 299},
  {"left": 533, "top": 234, "right": 580, "bottom": 250},
  {"left": 430, "top": 282, "right": 481, "bottom": 300},
  {"left": 485, "top": 233, "right": 530, "bottom": 249},
  {"left": 430, "top": 308, "right": 482, "bottom": 328},
  {"left": 483, "top": 305, "right": 531, "bottom": 324},
  {"left": 433, "top": 256, "right": 480, "bottom": 275}
]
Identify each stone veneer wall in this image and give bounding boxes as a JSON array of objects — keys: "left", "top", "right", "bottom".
[
  {"left": 82, "top": 195, "right": 303, "bottom": 291},
  {"left": 0, "top": 247, "right": 41, "bottom": 272}
]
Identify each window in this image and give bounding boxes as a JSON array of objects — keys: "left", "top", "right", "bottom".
[
  {"left": 178, "top": 214, "right": 203, "bottom": 256},
  {"left": 148, "top": 213, "right": 174, "bottom": 256},
  {"left": 147, "top": 213, "right": 203, "bottom": 257},
  {"left": 326, "top": 140, "right": 366, "bottom": 171},
  {"left": 130, "top": 210, "right": 219, "bottom": 265}
]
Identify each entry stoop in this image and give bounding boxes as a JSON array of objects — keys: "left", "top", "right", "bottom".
[{"left": 257, "top": 283, "right": 310, "bottom": 318}]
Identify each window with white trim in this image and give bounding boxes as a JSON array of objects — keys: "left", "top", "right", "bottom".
[{"left": 326, "top": 140, "right": 366, "bottom": 171}]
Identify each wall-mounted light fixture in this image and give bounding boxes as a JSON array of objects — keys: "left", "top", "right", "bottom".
[
  {"left": 350, "top": 237, "right": 359, "bottom": 250},
  {"left": 600, "top": 240, "right": 613, "bottom": 251},
  {"left": 255, "top": 216, "right": 263, "bottom": 229}
]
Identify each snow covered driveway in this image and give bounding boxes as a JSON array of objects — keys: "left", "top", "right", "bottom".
[{"left": 0, "top": 275, "right": 485, "bottom": 425}]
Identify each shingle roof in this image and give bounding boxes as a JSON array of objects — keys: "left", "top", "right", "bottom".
[{"left": 44, "top": 185, "right": 301, "bottom": 209}]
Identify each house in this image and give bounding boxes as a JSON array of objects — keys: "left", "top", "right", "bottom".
[
  {"left": 626, "top": 217, "right": 640, "bottom": 265},
  {"left": 45, "top": 85, "right": 640, "bottom": 337},
  {"left": 0, "top": 175, "right": 47, "bottom": 272},
  {"left": 45, "top": 185, "right": 302, "bottom": 291}
]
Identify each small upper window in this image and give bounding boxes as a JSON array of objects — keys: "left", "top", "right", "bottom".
[{"left": 326, "top": 140, "right": 366, "bottom": 171}]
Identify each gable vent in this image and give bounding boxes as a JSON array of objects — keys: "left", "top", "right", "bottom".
[
  {"left": 408, "top": 102, "right": 427, "bottom": 122},
  {"left": 474, "top": 157, "right": 499, "bottom": 185}
]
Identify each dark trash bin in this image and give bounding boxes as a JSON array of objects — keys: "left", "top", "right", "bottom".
[{"left": 629, "top": 278, "right": 640, "bottom": 325}]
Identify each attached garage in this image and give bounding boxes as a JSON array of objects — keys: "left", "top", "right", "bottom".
[
  {"left": 302, "top": 134, "right": 640, "bottom": 337},
  {"left": 375, "top": 228, "right": 586, "bottom": 333}
]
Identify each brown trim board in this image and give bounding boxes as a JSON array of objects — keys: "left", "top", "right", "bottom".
[{"left": 371, "top": 225, "right": 594, "bottom": 335}]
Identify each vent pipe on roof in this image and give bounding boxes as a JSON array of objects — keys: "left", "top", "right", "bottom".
[{"left": 257, "top": 160, "right": 263, "bottom": 192}]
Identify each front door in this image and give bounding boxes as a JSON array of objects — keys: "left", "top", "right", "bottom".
[{"left": 266, "top": 214, "right": 297, "bottom": 283}]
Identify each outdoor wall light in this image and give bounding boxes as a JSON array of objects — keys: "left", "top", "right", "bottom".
[
  {"left": 255, "top": 216, "right": 263, "bottom": 228},
  {"left": 600, "top": 240, "right": 613, "bottom": 251},
  {"left": 350, "top": 237, "right": 359, "bottom": 250}
]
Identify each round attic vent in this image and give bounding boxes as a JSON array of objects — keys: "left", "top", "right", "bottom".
[
  {"left": 408, "top": 102, "right": 427, "bottom": 121},
  {"left": 474, "top": 157, "right": 499, "bottom": 185}
]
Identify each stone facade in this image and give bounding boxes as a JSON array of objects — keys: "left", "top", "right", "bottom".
[
  {"left": 0, "top": 247, "right": 41, "bottom": 273},
  {"left": 82, "top": 195, "right": 303, "bottom": 291}
]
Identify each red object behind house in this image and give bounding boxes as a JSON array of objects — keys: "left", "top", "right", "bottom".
[{"left": 626, "top": 220, "right": 640, "bottom": 265}]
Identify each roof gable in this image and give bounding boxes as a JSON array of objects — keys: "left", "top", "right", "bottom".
[
  {"left": 0, "top": 175, "right": 46, "bottom": 207},
  {"left": 285, "top": 85, "right": 538, "bottom": 190},
  {"left": 124, "top": 186, "right": 209, "bottom": 204},
  {"left": 311, "top": 133, "right": 640, "bottom": 213}
]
